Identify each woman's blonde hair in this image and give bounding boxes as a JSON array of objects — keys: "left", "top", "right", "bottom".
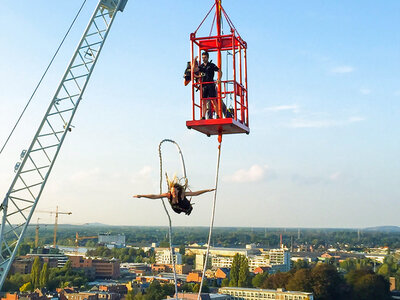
[{"left": 166, "top": 173, "right": 188, "bottom": 190}]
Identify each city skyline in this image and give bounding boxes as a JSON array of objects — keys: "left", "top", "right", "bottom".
[{"left": 0, "top": 1, "right": 399, "bottom": 228}]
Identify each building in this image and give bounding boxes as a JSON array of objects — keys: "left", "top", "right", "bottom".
[
  {"left": 219, "top": 287, "right": 314, "bottom": 300},
  {"left": 247, "top": 255, "right": 271, "bottom": 272},
  {"left": 186, "top": 272, "right": 203, "bottom": 283},
  {"left": 169, "top": 293, "right": 229, "bottom": 299},
  {"left": 62, "top": 292, "right": 119, "bottom": 300},
  {"left": 196, "top": 254, "right": 212, "bottom": 271},
  {"left": 92, "top": 259, "right": 120, "bottom": 279},
  {"left": 155, "top": 249, "right": 182, "bottom": 265},
  {"left": 120, "top": 263, "right": 151, "bottom": 276},
  {"left": 1, "top": 294, "right": 18, "bottom": 300},
  {"left": 215, "top": 268, "right": 230, "bottom": 279},
  {"left": 319, "top": 252, "right": 365, "bottom": 263},
  {"left": 196, "top": 248, "right": 290, "bottom": 273},
  {"left": 269, "top": 248, "right": 290, "bottom": 266},
  {"left": 290, "top": 252, "right": 321, "bottom": 264},
  {"left": 28, "top": 253, "right": 69, "bottom": 268},
  {"left": 211, "top": 256, "right": 234, "bottom": 269},
  {"left": 187, "top": 246, "right": 258, "bottom": 258},
  {"left": 9, "top": 257, "right": 34, "bottom": 275},
  {"left": 1, "top": 292, "right": 48, "bottom": 300},
  {"left": 10, "top": 253, "right": 69, "bottom": 275},
  {"left": 69, "top": 256, "right": 120, "bottom": 279},
  {"left": 215, "top": 268, "right": 230, "bottom": 285},
  {"left": 253, "top": 267, "right": 270, "bottom": 274},
  {"left": 98, "top": 233, "right": 126, "bottom": 248},
  {"left": 151, "top": 263, "right": 192, "bottom": 275},
  {"left": 390, "top": 277, "right": 396, "bottom": 291},
  {"left": 98, "top": 285, "right": 127, "bottom": 295}
]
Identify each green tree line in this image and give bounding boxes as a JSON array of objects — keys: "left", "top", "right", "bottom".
[{"left": 4, "top": 258, "right": 88, "bottom": 292}]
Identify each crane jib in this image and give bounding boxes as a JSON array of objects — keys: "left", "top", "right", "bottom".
[{"left": 0, "top": 0, "right": 127, "bottom": 290}]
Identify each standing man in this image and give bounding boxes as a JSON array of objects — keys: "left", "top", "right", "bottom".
[{"left": 198, "top": 51, "right": 226, "bottom": 119}]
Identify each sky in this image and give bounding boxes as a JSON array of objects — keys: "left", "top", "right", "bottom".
[{"left": 0, "top": 0, "right": 399, "bottom": 228}]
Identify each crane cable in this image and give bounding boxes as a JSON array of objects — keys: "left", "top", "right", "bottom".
[
  {"left": 0, "top": 0, "right": 88, "bottom": 155},
  {"left": 197, "top": 134, "right": 223, "bottom": 299},
  {"left": 158, "top": 139, "right": 187, "bottom": 300}
]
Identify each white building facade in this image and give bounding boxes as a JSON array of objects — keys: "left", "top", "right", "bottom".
[
  {"left": 155, "top": 249, "right": 182, "bottom": 265},
  {"left": 219, "top": 287, "right": 314, "bottom": 300},
  {"left": 196, "top": 248, "right": 290, "bottom": 272}
]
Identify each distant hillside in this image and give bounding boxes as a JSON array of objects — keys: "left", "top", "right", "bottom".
[{"left": 364, "top": 226, "right": 400, "bottom": 232}]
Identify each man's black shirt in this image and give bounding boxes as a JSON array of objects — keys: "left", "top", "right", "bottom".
[{"left": 199, "top": 62, "right": 219, "bottom": 83}]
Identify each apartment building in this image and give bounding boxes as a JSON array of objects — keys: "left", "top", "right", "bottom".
[
  {"left": 155, "top": 249, "right": 182, "bottom": 265},
  {"left": 69, "top": 256, "right": 120, "bottom": 279},
  {"left": 196, "top": 248, "right": 290, "bottom": 273},
  {"left": 98, "top": 233, "right": 126, "bottom": 248},
  {"left": 219, "top": 287, "right": 314, "bottom": 300}
]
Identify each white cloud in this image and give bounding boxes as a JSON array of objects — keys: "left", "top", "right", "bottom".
[
  {"left": 348, "top": 116, "right": 365, "bottom": 123},
  {"left": 289, "top": 116, "right": 365, "bottom": 128},
  {"left": 360, "top": 88, "right": 371, "bottom": 95},
  {"left": 331, "top": 66, "right": 354, "bottom": 74},
  {"left": 131, "top": 165, "right": 153, "bottom": 183},
  {"left": 225, "top": 164, "right": 267, "bottom": 183},
  {"left": 329, "top": 171, "right": 341, "bottom": 181},
  {"left": 264, "top": 104, "right": 299, "bottom": 113}
]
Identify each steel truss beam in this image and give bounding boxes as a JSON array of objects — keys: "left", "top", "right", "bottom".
[{"left": 0, "top": 0, "right": 127, "bottom": 289}]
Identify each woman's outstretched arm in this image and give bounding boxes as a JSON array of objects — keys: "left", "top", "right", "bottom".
[
  {"left": 133, "top": 192, "right": 169, "bottom": 199},
  {"left": 186, "top": 189, "right": 215, "bottom": 197}
]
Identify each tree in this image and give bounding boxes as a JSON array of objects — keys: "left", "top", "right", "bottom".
[
  {"left": 229, "top": 254, "right": 242, "bottom": 286},
  {"left": 378, "top": 256, "right": 398, "bottom": 278},
  {"left": 183, "top": 255, "right": 195, "bottom": 266},
  {"left": 39, "top": 262, "right": 49, "bottom": 288},
  {"left": 180, "top": 283, "right": 194, "bottom": 292},
  {"left": 159, "top": 241, "right": 170, "bottom": 248},
  {"left": 179, "top": 244, "right": 185, "bottom": 255},
  {"left": 3, "top": 273, "right": 31, "bottom": 292},
  {"left": 19, "top": 282, "right": 33, "bottom": 292},
  {"left": 134, "top": 293, "right": 145, "bottom": 300},
  {"left": 144, "top": 280, "right": 165, "bottom": 300},
  {"left": 221, "top": 278, "right": 230, "bottom": 287},
  {"left": 286, "top": 268, "right": 313, "bottom": 292},
  {"left": 18, "top": 244, "right": 31, "bottom": 256},
  {"left": 238, "top": 256, "right": 250, "bottom": 287},
  {"left": 30, "top": 257, "right": 41, "bottom": 289},
  {"left": 126, "top": 290, "right": 136, "bottom": 300},
  {"left": 311, "top": 264, "right": 349, "bottom": 300},
  {"left": 293, "top": 259, "right": 309, "bottom": 270},
  {"left": 63, "top": 260, "right": 72, "bottom": 272},
  {"left": 192, "top": 282, "right": 209, "bottom": 293},
  {"left": 346, "top": 269, "right": 391, "bottom": 300},
  {"left": 262, "top": 272, "right": 291, "bottom": 290},
  {"left": 252, "top": 273, "right": 268, "bottom": 288},
  {"left": 192, "top": 283, "right": 200, "bottom": 293}
]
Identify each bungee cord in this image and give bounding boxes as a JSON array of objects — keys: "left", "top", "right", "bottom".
[
  {"left": 197, "top": 135, "right": 223, "bottom": 299},
  {"left": 158, "top": 139, "right": 187, "bottom": 300}
]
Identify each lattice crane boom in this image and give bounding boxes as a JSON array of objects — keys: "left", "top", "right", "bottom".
[{"left": 0, "top": 0, "right": 128, "bottom": 289}]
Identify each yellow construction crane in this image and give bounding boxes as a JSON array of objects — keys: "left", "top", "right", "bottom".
[
  {"left": 75, "top": 232, "right": 97, "bottom": 247},
  {"left": 36, "top": 206, "right": 72, "bottom": 247}
]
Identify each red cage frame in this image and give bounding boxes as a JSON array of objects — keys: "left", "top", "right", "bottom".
[{"left": 186, "top": 1, "right": 249, "bottom": 136}]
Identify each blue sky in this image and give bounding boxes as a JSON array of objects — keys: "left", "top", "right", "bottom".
[{"left": 0, "top": 1, "right": 399, "bottom": 228}]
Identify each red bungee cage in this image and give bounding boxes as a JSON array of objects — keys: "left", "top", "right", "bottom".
[{"left": 186, "top": 0, "right": 249, "bottom": 137}]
